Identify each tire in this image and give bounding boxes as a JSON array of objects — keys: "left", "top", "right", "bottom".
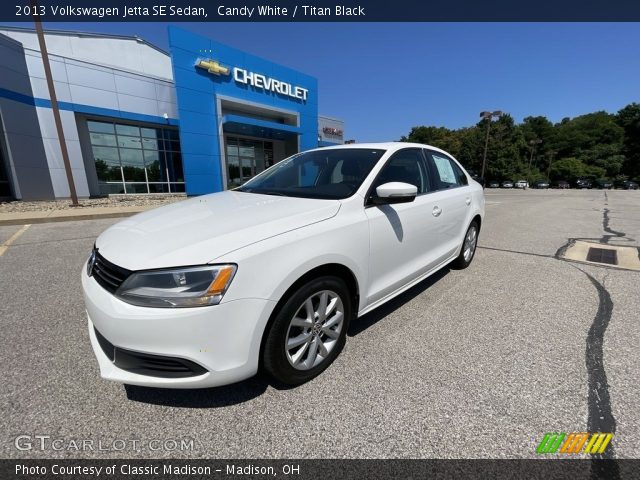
[
  {"left": 452, "top": 220, "right": 480, "bottom": 269},
  {"left": 263, "top": 276, "right": 352, "bottom": 386}
]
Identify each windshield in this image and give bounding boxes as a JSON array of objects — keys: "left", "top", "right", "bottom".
[{"left": 236, "top": 148, "right": 386, "bottom": 199}]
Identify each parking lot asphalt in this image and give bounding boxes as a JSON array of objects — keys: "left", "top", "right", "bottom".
[{"left": 1, "top": 189, "right": 639, "bottom": 459}]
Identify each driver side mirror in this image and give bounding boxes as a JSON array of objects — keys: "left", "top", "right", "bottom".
[{"left": 370, "top": 182, "right": 417, "bottom": 205}]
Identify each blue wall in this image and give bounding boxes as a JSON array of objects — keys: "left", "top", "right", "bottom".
[{"left": 168, "top": 26, "right": 319, "bottom": 196}]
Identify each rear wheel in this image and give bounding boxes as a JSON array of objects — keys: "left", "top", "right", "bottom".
[
  {"left": 263, "top": 276, "right": 352, "bottom": 385},
  {"left": 452, "top": 221, "right": 479, "bottom": 269}
]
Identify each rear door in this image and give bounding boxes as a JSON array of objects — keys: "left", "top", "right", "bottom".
[{"left": 423, "top": 149, "right": 474, "bottom": 259}]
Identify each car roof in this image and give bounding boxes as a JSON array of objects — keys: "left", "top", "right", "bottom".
[{"left": 311, "top": 142, "right": 453, "bottom": 157}]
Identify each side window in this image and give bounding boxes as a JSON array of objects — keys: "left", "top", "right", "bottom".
[
  {"left": 372, "top": 149, "right": 429, "bottom": 194},
  {"left": 427, "top": 151, "right": 467, "bottom": 190},
  {"left": 451, "top": 160, "right": 468, "bottom": 186}
]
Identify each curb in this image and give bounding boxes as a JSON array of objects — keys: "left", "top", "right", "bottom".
[{"left": 0, "top": 210, "right": 142, "bottom": 226}]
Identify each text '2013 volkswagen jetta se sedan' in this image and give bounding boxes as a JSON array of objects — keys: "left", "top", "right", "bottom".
[{"left": 82, "top": 143, "right": 484, "bottom": 388}]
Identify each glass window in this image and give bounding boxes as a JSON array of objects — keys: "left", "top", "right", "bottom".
[
  {"left": 142, "top": 137, "right": 160, "bottom": 150},
  {"left": 141, "top": 127, "right": 159, "bottom": 138},
  {"left": 143, "top": 150, "right": 163, "bottom": 181},
  {"left": 117, "top": 136, "right": 142, "bottom": 149},
  {"left": 99, "top": 183, "right": 126, "bottom": 195},
  {"left": 116, "top": 124, "right": 140, "bottom": 137},
  {"left": 163, "top": 140, "right": 181, "bottom": 151},
  {"left": 91, "top": 146, "right": 119, "bottom": 162},
  {"left": 428, "top": 151, "right": 466, "bottom": 190},
  {"left": 119, "top": 149, "right": 145, "bottom": 182},
  {"left": 148, "top": 183, "right": 170, "bottom": 194},
  {"left": 168, "top": 151, "right": 184, "bottom": 182},
  {"left": 372, "top": 149, "right": 429, "bottom": 194},
  {"left": 91, "top": 147, "right": 121, "bottom": 182},
  {"left": 451, "top": 161, "right": 469, "bottom": 186},
  {"left": 124, "top": 183, "right": 149, "bottom": 194},
  {"left": 88, "top": 121, "right": 114, "bottom": 134},
  {"left": 88, "top": 120, "right": 182, "bottom": 195},
  {"left": 227, "top": 156, "right": 241, "bottom": 188},
  {"left": 89, "top": 132, "right": 117, "bottom": 147},
  {"left": 164, "top": 129, "right": 179, "bottom": 141}
]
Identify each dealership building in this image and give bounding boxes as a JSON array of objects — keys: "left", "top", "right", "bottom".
[{"left": 0, "top": 26, "right": 345, "bottom": 200}]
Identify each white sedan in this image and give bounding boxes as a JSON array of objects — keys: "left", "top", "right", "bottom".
[{"left": 82, "top": 142, "right": 484, "bottom": 388}]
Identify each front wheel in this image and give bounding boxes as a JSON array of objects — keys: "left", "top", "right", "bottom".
[
  {"left": 452, "top": 221, "right": 479, "bottom": 269},
  {"left": 263, "top": 276, "right": 352, "bottom": 385}
]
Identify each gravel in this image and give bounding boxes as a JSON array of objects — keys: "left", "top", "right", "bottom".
[{"left": 0, "top": 194, "right": 187, "bottom": 213}]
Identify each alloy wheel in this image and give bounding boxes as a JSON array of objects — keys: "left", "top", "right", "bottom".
[
  {"left": 285, "top": 290, "right": 344, "bottom": 370},
  {"left": 463, "top": 225, "right": 478, "bottom": 262}
]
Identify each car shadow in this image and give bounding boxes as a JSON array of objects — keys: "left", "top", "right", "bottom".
[
  {"left": 124, "top": 374, "right": 269, "bottom": 408},
  {"left": 379, "top": 204, "right": 404, "bottom": 241},
  {"left": 348, "top": 265, "right": 451, "bottom": 337}
]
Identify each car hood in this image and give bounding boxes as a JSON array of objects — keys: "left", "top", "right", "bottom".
[{"left": 96, "top": 191, "right": 341, "bottom": 270}]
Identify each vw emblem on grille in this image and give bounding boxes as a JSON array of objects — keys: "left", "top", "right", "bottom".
[{"left": 87, "top": 250, "right": 97, "bottom": 277}]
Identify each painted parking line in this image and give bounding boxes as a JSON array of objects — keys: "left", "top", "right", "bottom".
[{"left": 0, "top": 224, "right": 31, "bottom": 257}]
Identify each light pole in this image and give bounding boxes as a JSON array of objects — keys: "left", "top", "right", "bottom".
[
  {"left": 480, "top": 110, "right": 503, "bottom": 182},
  {"left": 528, "top": 139, "right": 542, "bottom": 184}
]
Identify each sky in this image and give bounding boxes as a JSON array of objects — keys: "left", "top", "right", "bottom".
[{"left": 6, "top": 22, "right": 640, "bottom": 142}]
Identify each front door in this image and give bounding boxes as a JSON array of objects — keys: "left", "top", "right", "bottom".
[
  {"left": 365, "top": 148, "right": 441, "bottom": 305},
  {"left": 225, "top": 136, "right": 274, "bottom": 189}
]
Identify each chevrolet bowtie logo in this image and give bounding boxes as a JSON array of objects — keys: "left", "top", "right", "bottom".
[{"left": 196, "top": 59, "right": 230, "bottom": 76}]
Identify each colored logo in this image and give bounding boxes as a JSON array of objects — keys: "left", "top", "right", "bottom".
[
  {"left": 196, "top": 58, "right": 230, "bottom": 76},
  {"left": 537, "top": 432, "right": 613, "bottom": 455}
]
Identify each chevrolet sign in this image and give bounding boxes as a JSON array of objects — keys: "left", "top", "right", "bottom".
[
  {"left": 233, "top": 68, "right": 308, "bottom": 102},
  {"left": 196, "top": 57, "right": 309, "bottom": 102}
]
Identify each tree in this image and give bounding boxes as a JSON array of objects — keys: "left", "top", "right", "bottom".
[
  {"left": 617, "top": 103, "right": 640, "bottom": 179},
  {"left": 399, "top": 103, "right": 637, "bottom": 182}
]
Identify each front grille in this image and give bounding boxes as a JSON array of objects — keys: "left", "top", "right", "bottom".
[
  {"left": 91, "top": 250, "right": 131, "bottom": 294},
  {"left": 94, "top": 327, "right": 208, "bottom": 379}
]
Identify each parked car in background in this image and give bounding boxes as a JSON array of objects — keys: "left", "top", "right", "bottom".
[
  {"left": 533, "top": 180, "right": 550, "bottom": 189},
  {"left": 501, "top": 180, "right": 514, "bottom": 188},
  {"left": 594, "top": 179, "right": 613, "bottom": 189},
  {"left": 574, "top": 178, "right": 592, "bottom": 189},
  {"left": 81, "top": 142, "right": 485, "bottom": 388},
  {"left": 614, "top": 180, "right": 639, "bottom": 190},
  {"left": 488, "top": 181, "right": 500, "bottom": 188},
  {"left": 551, "top": 180, "right": 570, "bottom": 189},
  {"left": 514, "top": 180, "right": 529, "bottom": 189}
]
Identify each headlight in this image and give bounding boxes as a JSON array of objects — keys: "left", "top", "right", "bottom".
[{"left": 115, "top": 264, "right": 236, "bottom": 308}]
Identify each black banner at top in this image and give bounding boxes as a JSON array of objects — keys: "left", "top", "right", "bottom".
[{"left": 4, "top": 0, "right": 640, "bottom": 22}]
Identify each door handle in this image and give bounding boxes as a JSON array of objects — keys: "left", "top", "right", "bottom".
[
  {"left": 465, "top": 197, "right": 471, "bottom": 206},
  {"left": 432, "top": 206, "right": 442, "bottom": 217}
]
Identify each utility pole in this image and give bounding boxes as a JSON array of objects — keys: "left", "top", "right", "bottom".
[
  {"left": 31, "top": 0, "right": 79, "bottom": 206},
  {"left": 528, "top": 139, "right": 542, "bottom": 184},
  {"left": 479, "top": 110, "right": 503, "bottom": 182},
  {"left": 546, "top": 150, "right": 557, "bottom": 180}
]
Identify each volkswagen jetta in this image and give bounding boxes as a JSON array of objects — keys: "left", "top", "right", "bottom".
[{"left": 82, "top": 143, "right": 484, "bottom": 388}]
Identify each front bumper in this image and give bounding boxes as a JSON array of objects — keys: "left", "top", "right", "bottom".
[{"left": 82, "top": 269, "right": 276, "bottom": 388}]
